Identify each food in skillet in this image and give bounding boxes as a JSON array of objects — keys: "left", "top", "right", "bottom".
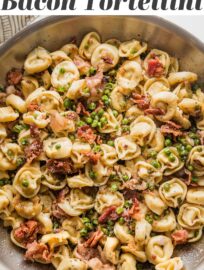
[{"left": 0, "top": 31, "right": 203, "bottom": 270}]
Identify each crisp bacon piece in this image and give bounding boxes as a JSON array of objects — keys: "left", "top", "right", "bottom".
[
  {"left": 88, "top": 258, "right": 116, "bottom": 270},
  {"left": 73, "top": 55, "right": 91, "bottom": 74},
  {"left": 98, "top": 206, "right": 119, "bottom": 224},
  {"left": 85, "top": 68, "right": 103, "bottom": 90},
  {"left": 7, "top": 68, "right": 23, "bottom": 85},
  {"left": 76, "top": 102, "right": 90, "bottom": 116},
  {"left": 50, "top": 111, "right": 69, "bottom": 133},
  {"left": 24, "top": 139, "right": 43, "bottom": 163},
  {"left": 144, "top": 108, "right": 165, "bottom": 115},
  {"left": 126, "top": 198, "right": 141, "bottom": 221},
  {"left": 57, "top": 187, "right": 70, "bottom": 202},
  {"left": 96, "top": 135, "right": 103, "bottom": 145},
  {"left": 27, "top": 103, "right": 40, "bottom": 112},
  {"left": 171, "top": 230, "right": 188, "bottom": 245},
  {"left": 84, "top": 230, "right": 104, "bottom": 248},
  {"left": 47, "top": 159, "right": 77, "bottom": 175},
  {"left": 77, "top": 125, "right": 97, "bottom": 144},
  {"left": 123, "top": 189, "right": 138, "bottom": 200},
  {"left": 160, "top": 121, "right": 183, "bottom": 137},
  {"left": 30, "top": 124, "right": 41, "bottom": 138},
  {"left": 102, "top": 56, "right": 113, "bottom": 65},
  {"left": 25, "top": 241, "right": 52, "bottom": 263},
  {"left": 147, "top": 57, "right": 164, "bottom": 77},
  {"left": 198, "top": 131, "right": 204, "bottom": 145},
  {"left": 13, "top": 220, "right": 39, "bottom": 245},
  {"left": 131, "top": 93, "right": 150, "bottom": 110},
  {"left": 52, "top": 202, "right": 68, "bottom": 219},
  {"left": 86, "top": 151, "right": 101, "bottom": 165},
  {"left": 76, "top": 243, "right": 100, "bottom": 261},
  {"left": 122, "top": 179, "right": 147, "bottom": 191}
]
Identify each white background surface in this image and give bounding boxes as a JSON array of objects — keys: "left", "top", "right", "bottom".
[{"left": 165, "top": 16, "right": 204, "bottom": 43}]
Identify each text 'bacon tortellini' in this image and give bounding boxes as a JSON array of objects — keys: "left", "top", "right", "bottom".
[
  {"left": 155, "top": 257, "right": 183, "bottom": 270},
  {"left": 24, "top": 47, "right": 52, "bottom": 74},
  {"left": 143, "top": 77, "right": 170, "bottom": 97},
  {"left": 44, "top": 137, "right": 72, "bottom": 159},
  {"left": 177, "top": 203, "right": 204, "bottom": 229},
  {"left": 0, "top": 141, "right": 23, "bottom": 171},
  {"left": 159, "top": 178, "right": 187, "bottom": 208},
  {"left": 144, "top": 191, "right": 168, "bottom": 216},
  {"left": 100, "top": 144, "right": 118, "bottom": 166},
  {"left": 51, "top": 60, "right": 80, "bottom": 89},
  {"left": 41, "top": 167, "right": 67, "bottom": 190},
  {"left": 103, "top": 237, "right": 120, "bottom": 265},
  {"left": 117, "top": 60, "right": 143, "bottom": 90},
  {"left": 70, "top": 140, "right": 91, "bottom": 167},
  {"left": 79, "top": 31, "right": 101, "bottom": 60},
  {"left": 152, "top": 209, "right": 176, "bottom": 232},
  {"left": 95, "top": 186, "right": 124, "bottom": 214},
  {"left": 144, "top": 49, "right": 170, "bottom": 77},
  {"left": 135, "top": 161, "right": 162, "bottom": 184},
  {"left": 85, "top": 160, "right": 109, "bottom": 186},
  {"left": 13, "top": 164, "right": 41, "bottom": 198},
  {"left": 26, "top": 87, "right": 63, "bottom": 111},
  {"left": 135, "top": 219, "right": 152, "bottom": 245},
  {"left": 91, "top": 43, "right": 119, "bottom": 72},
  {"left": 119, "top": 39, "right": 147, "bottom": 59},
  {"left": 157, "top": 147, "right": 184, "bottom": 175},
  {"left": 62, "top": 217, "right": 83, "bottom": 244},
  {"left": 23, "top": 110, "right": 49, "bottom": 128},
  {"left": 67, "top": 174, "right": 93, "bottom": 189},
  {"left": 168, "top": 71, "right": 198, "bottom": 86},
  {"left": 146, "top": 235, "right": 173, "bottom": 265},
  {"left": 0, "top": 106, "right": 19, "bottom": 123},
  {"left": 187, "top": 146, "right": 204, "bottom": 176},
  {"left": 130, "top": 116, "right": 156, "bottom": 146},
  {"left": 186, "top": 187, "right": 204, "bottom": 205},
  {"left": 115, "top": 135, "right": 141, "bottom": 160},
  {"left": 58, "top": 189, "right": 94, "bottom": 216},
  {"left": 150, "top": 91, "right": 178, "bottom": 122},
  {"left": 118, "top": 253, "right": 137, "bottom": 270}
]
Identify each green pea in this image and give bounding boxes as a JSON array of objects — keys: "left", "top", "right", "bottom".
[
  {"left": 77, "top": 121, "right": 86, "bottom": 127},
  {"left": 116, "top": 207, "right": 124, "bottom": 215},
  {"left": 101, "top": 227, "right": 109, "bottom": 235},
  {"left": 192, "top": 176, "right": 198, "bottom": 183},
  {"left": 197, "top": 147, "right": 202, "bottom": 152},
  {"left": 12, "top": 124, "right": 25, "bottom": 134},
  {"left": 111, "top": 183, "right": 118, "bottom": 192},
  {"left": 21, "top": 138, "right": 29, "bottom": 146},
  {"left": 119, "top": 217, "right": 125, "bottom": 224},
  {"left": 122, "top": 118, "right": 129, "bottom": 125},
  {"left": 89, "top": 171, "right": 97, "bottom": 180},
  {"left": 88, "top": 102, "right": 96, "bottom": 111},
  {"left": 187, "top": 165, "right": 194, "bottom": 171},
  {"left": 189, "top": 132, "right": 198, "bottom": 139},
  {"left": 100, "top": 117, "right": 107, "bottom": 124},
  {"left": 107, "top": 140, "right": 115, "bottom": 147},
  {"left": 194, "top": 139, "right": 200, "bottom": 145},
  {"left": 85, "top": 222, "right": 94, "bottom": 230},
  {"left": 163, "top": 183, "right": 170, "bottom": 192},
  {"left": 64, "top": 98, "right": 72, "bottom": 109},
  {"left": 124, "top": 200, "right": 132, "bottom": 208},
  {"left": 149, "top": 150, "right": 157, "bottom": 158},
  {"left": 16, "top": 157, "right": 25, "bottom": 166},
  {"left": 104, "top": 89, "right": 110, "bottom": 95},
  {"left": 91, "top": 112, "right": 97, "bottom": 118},
  {"left": 22, "top": 179, "right": 29, "bottom": 188},
  {"left": 122, "top": 126, "right": 130, "bottom": 132},
  {"left": 80, "top": 228, "right": 88, "bottom": 237},
  {"left": 57, "top": 86, "right": 66, "bottom": 93},
  {"left": 55, "top": 144, "right": 61, "bottom": 150},
  {"left": 59, "top": 68, "right": 65, "bottom": 74},
  {"left": 151, "top": 160, "right": 160, "bottom": 169},
  {"left": 85, "top": 117, "right": 93, "bottom": 124},
  {"left": 180, "top": 150, "right": 188, "bottom": 156},
  {"left": 88, "top": 67, "right": 96, "bottom": 76},
  {"left": 145, "top": 214, "right": 153, "bottom": 225},
  {"left": 98, "top": 109, "right": 104, "bottom": 117},
  {"left": 112, "top": 110, "right": 118, "bottom": 117},
  {"left": 91, "top": 120, "right": 98, "bottom": 128},
  {"left": 169, "top": 154, "right": 176, "bottom": 162},
  {"left": 165, "top": 138, "right": 172, "bottom": 147},
  {"left": 186, "top": 144, "right": 192, "bottom": 151},
  {"left": 93, "top": 145, "right": 101, "bottom": 152},
  {"left": 102, "top": 95, "right": 109, "bottom": 102},
  {"left": 181, "top": 138, "right": 187, "bottom": 145},
  {"left": 164, "top": 148, "right": 171, "bottom": 156},
  {"left": 122, "top": 174, "right": 129, "bottom": 181},
  {"left": 82, "top": 217, "right": 90, "bottom": 224},
  {"left": 93, "top": 219, "right": 98, "bottom": 226}
]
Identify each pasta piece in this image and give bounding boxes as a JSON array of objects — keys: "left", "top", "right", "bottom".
[
  {"left": 0, "top": 106, "right": 19, "bottom": 122},
  {"left": 91, "top": 43, "right": 119, "bottom": 72},
  {"left": 79, "top": 32, "right": 101, "bottom": 60},
  {"left": 135, "top": 161, "right": 162, "bottom": 184},
  {"left": 118, "top": 253, "right": 137, "bottom": 270},
  {"left": 146, "top": 235, "right": 173, "bottom": 265},
  {"left": 187, "top": 146, "right": 204, "bottom": 176},
  {"left": 115, "top": 135, "right": 141, "bottom": 160},
  {"left": 6, "top": 94, "right": 26, "bottom": 113},
  {"left": 41, "top": 167, "right": 67, "bottom": 190},
  {"left": 168, "top": 71, "right": 197, "bottom": 85},
  {"left": 119, "top": 39, "right": 147, "bottom": 59},
  {"left": 24, "top": 47, "right": 52, "bottom": 74},
  {"left": 21, "top": 76, "right": 39, "bottom": 98},
  {"left": 85, "top": 160, "right": 109, "bottom": 186},
  {"left": 110, "top": 86, "right": 132, "bottom": 112},
  {"left": 114, "top": 222, "right": 134, "bottom": 244},
  {"left": 67, "top": 174, "right": 93, "bottom": 188},
  {"left": 44, "top": 137, "right": 72, "bottom": 159},
  {"left": 70, "top": 141, "right": 91, "bottom": 167},
  {"left": 100, "top": 144, "right": 118, "bottom": 166},
  {"left": 57, "top": 257, "right": 87, "bottom": 270},
  {"left": 143, "top": 77, "right": 170, "bottom": 97},
  {"left": 51, "top": 60, "right": 80, "bottom": 89},
  {"left": 23, "top": 110, "right": 49, "bottom": 128},
  {"left": 40, "top": 231, "right": 69, "bottom": 251},
  {"left": 144, "top": 191, "right": 168, "bottom": 215},
  {"left": 103, "top": 237, "right": 120, "bottom": 265},
  {"left": 155, "top": 257, "right": 183, "bottom": 270},
  {"left": 159, "top": 178, "right": 187, "bottom": 208},
  {"left": 135, "top": 219, "right": 152, "bottom": 245},
  {"left": 50, "top": 50, "right": 70, "bottom": 67},
  {"left": 117, "top": 60, "right": 143, "bottom": 90},
  {"left": 186, "top": 187, "right": 204, "bottom": 205},
  {"left": 66, "top": 79, "right": 90, "bottom": 100},
  {"left": 62, "top": 217, "right": 83, "bottom": 244},
  {"left": 98, "top": 108, "right": 120, "bottom": 134},
  {"left": 152, "top": 209, "right": 177, "bottom": 232},
  {"left": 0, "top": 124, "right": 7, "bottom": 141}
]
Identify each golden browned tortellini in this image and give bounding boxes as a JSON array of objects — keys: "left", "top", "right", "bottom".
[
  {"left": 100, "top": 144, "right": 118, "bottom": 166},
  {"left": 117, "top": 60, "right": 143, "bottom": 90},
  {"left": 79, "top": 32, "right": 101, "bottom": 60},
  {"left": 70, "top": 140, "right": 91, "bottom": 167},
  {"left": 98, "top": 108, "right": 120, "bottom": 134},
  {"left": 178, "top": 98, "right": 201, "bottom": 116},
  {"left": 187, "top": 146, "right": 204, "bottom": 176},
  {"left": 91, "top": 43, "right": 119, "bottom": 72},
  {"left": 114, "top": 222, "right": 134, "bottom": 244},
  {"left": 135, "top": 161, "right": 162, "bottom": 184},
  {"left": 178, "top": 203, "right": 204, "bottom": 229},
  {"left": 186, "top": 187, "right": 204, "bottom": 205},
  {"left": 103, "top": 237, "right": 120, "bottom": 265},
  {"left": 155, "top": 257, "right": 183, "bottom": 270},
  {"left": 23, "top": 110, "right": 49, "bottom": 128},
  {"left": 21, "top": 75, "right": 39, "bottom": 98},
  {"left": 26, "top": 87, "right": 63, "bottom": 111},
  {"left": 168, "top": 71, "right": 198, "bottom": 85},
  {"left": 152, "top": 209, "right": 176, "bottom": 232},
  {"left": 85, "top": 160, "right": 109, "bottom": 186},
  {"left": 0, "top": 106, "right": 19, "bottom": 122},
  {"left": 95, "top": 186, "right": 124, "bottom": 214},
  {"left": 58, "top": 189, "right": 94, "bottom": 216},
  {"left": 119, "top": 39, "right": 147, "bottom": 59},
  {"left": 40, "top": 231, "right": 70, "bottom": 250},
  {"left": 57, "top": 258, "right": 88, "bottom": 270},
  {"left": 150, "top": 91, "right": 178, "bottom": 122},
  {"left": 67, "top": 174, "right": 93, "bottom": 188},
  {"left": 0, "top": 123, "right": 7, "bottom": 141},
  {"left": 0, "top": 185, "right": 15, "bottom": 216},
  {"left": 110, "top": 86, "right": 132, "bottom": 112},
  {"left": 66, "top": 79, "right": 90, "bottom": 100},
  {"left": 135, "top": 219, "right": 152, "bottom": 245},
  {"left": 118, "top": 253, "right": 137, "bottom": 270},
  {"left": 144, "top": 191, "right": 168, "bottom": 215},
  {"left": 62, "top": 217, "right": 83, "bottom": 244},
  {"left": 24, "top": 47, "right": 52, "bottom": 74},
  {"left": 115, "top": 135, "right": 141, "bottom": 160},
  {"left": 125, "top": 105, "right": 144, "bottom": 121},
  {"left": 157, "top": 147, "right": 184, "bottom": 175},
  {"left": 121, "top": 240, "right": 147, "bottom": 263},
  {"left": 6, "top": 94, "right": 26, "bottom": 113},
  {"left": 44, "top": 137, "right": 72, "bottom": 159},
  {"left": 143, "top": 77, "right": 170, "bottom": 97},
  {"left": 41, "top": 167, "right": 67, "bottom": 190},
  {"left": 50, "top": 50, "right": 70, "bottom": 67},
  {"left": 146, "top": 235, "right": 173, "bottom": 265},
  {"left": 13, "top": 164, "right": 41, "bottom": 198},
  {"left": 159, "top": 178, "right": 187, "bottom": 208}
]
